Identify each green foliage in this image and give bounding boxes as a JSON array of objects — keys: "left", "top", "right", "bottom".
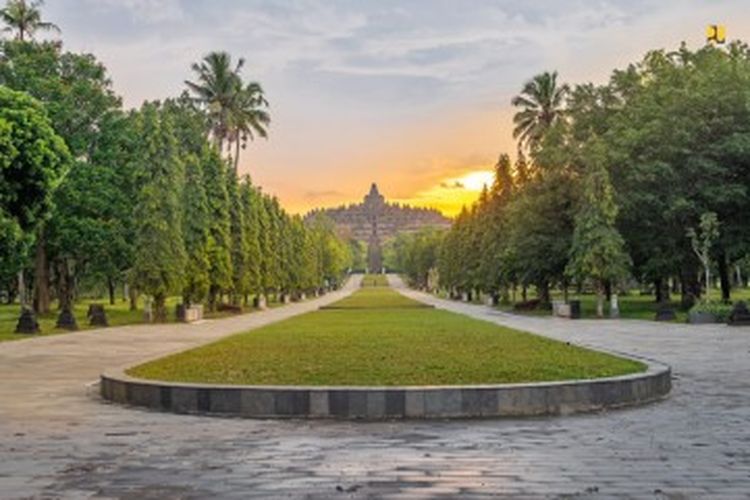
[
  {"left": 512, "top": 71, "right": 569, "bottom": 152},
  {"left": 0, "top": 40, "right": 121, "bottom": 157},
  {"left": 687, "top": 212, "right": 720, "bottom": 302},
  {"left": 0, "top": 7, "right": 341, "bottom": 329},
  {"left": 185, "top": 51, "right": 270, "bottom": 171},
  {"left": 306, "top": 213, "right": 352, "bottom": 288},
  {"left": 201, "top": 146, "right": 233, "bottom": 306},
  {"left": 689, "top": 301, "right": 733, "bottom": 322},
  {"left": 436, "top": 41, "right": 750, "bottom": 309},
  {"left": 129, "top": 104, "right": 186, "bottom": 320},
  {"left": 239, "top": 178, "right": 262, "bottom": 297},
  {"left": 0, "top": 0, "right": 59, "bottom": 41},
  {"left": 0, "top": 85, "right": 70, "bottom": 230},
  {"left": 226, "top": 165, "right": 247, "bottom": 302},
  {"left": 181, "top": 153, "right": 210, "bottom": 305},
  {"left": 389, "top": 227, "right": 445, "bottom": 288},
  {"left": 566, "top": 140, "right": 631, "bottom": 288}
]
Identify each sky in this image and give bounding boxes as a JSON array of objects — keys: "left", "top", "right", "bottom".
[{"left": 44, "top": 0, "right": 749, "bottom": 216}]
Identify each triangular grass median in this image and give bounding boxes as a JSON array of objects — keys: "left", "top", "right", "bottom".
[{"left": 128, "top": 286, "right": 645, "bottom": 386}]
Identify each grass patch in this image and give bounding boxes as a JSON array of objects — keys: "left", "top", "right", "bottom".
[
  {"left": 130, "top": 286, "right": 645, "bottom": 386},
  {"left": 361, "top": 274, "right": 388, "bottom": 287},
  {"left": 321, "top": 286, "right": 431, "bottom": 310},
  {"left": 498, "top": 288, "right": 750, "bottom": 322},
  {"left": 0, "top": 294, "right": 279, "bottom": 343}
]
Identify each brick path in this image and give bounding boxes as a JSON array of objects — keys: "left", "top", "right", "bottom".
[{"left": 1, "top": 275, "right": 749, "bottom": 499}]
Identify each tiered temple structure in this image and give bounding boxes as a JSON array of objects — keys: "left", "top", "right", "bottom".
[{"left": 307, "top": 183, "right": 451, "bottom": 272}]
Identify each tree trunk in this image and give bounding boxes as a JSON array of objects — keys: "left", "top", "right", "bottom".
[
  {"left": 654, "top": 278, "right": 662, "bottom": 303},
  {"left": 154, "top": 293, "right": 167, "bottom": 323},
  {"left": 736, "top": 265, "right": 743, "bottom": 287},
  {"left": 233, "top": 137, "right": 241, "bottom": 175},
  {"left": 538, "top": 281, "right": 550, "bottom": 305},
  {"left": 596, "top": 284, "right": 605, "bottom": 318},
  {"left": 17, "top": 270, "right": 26, "bottom": 309},
  {"left": 604, "top": 280, "right": 612, "bottom": 302},
  {"left": 108, "top": 277, "right": 116, "bottom": 305},
  {"left": 522, "top": 285, "right": 527, "bottom": 302},
  {"left": 32, "top": 228, "right": 51, "bottom": 313},
  {"left": 208, "top": 286, "right": 218, "bottom": 312},
  {"left": 129, "top": 286, "right": 138, "bottom": 311},
  {"left": 680, "top": 267, "right": 700, "bottom": 309},
  {"left": 57, "top": 259, "right": 75, "bottom": 311},
  {"left": 718, "top": 249, "right": 731, "bottom": 303}
]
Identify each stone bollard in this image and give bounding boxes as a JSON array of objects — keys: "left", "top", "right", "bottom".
[
  {"left": 88, "top": 304, "right": 109, "bottom": 327},
  {"left": 15, "top": 307, "right": 40, "bottom": 334},
  {"left": 56, "top": 307, "right": 78, "bottom": 331}
]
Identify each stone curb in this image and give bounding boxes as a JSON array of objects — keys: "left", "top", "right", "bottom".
[{"left": 100, "top": 355, "right": 671, "bottom": 419}]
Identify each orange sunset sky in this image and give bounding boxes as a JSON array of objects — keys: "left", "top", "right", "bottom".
[{"left": 45, "top": 1, "right": 749, "bottom": 216}]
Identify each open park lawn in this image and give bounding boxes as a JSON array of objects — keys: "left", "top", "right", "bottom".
[
  {"left": 130, "top": 285, "right": 644, "bottom": 386},
  {"left": 0, "top": 299, "right": 150, "bottom": 343},
  {"left": 0, "top": 295, "right": 276, "bottom": 343},
  {"left": 360, "top": 274, "right": 389, "bottom": 287},
  {"left": 495, "top": 287, "right": 750, "bottom": 321}
]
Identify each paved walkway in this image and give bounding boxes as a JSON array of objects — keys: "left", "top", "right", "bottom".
[{"left": 1, "top": 275, "right": 749, "bottom": 499}]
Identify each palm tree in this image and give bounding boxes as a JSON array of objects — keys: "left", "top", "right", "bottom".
[
  {"left": 511, "top": 71, "right": 568, "bottom": 151},
  {"left": 227, "top": 81, "right": 270, "bottom": 173},
  {"left": 185, "top": 51, "right": 270, "bottom": 174},
  {"left": 185, "top": 51, "right": 245, "bottom": 152},
  {"left": 0, "top": 0, "right": 60, "bottom": 41}
]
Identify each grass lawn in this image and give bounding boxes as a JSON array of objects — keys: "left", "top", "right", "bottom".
[
  {"left": 0, "top": 294, "right": 283, "bottom": 343},
  {"left": 361, "top": 274, "right": 389, "bottom": 287},
  {"left": 498, "top": 287, "right": 750, "bottom": 322},
  {"left": 130, "top": 285, "right": 644, "bottom": 386},
  {"left": 322, "top": 286, "right": 431, "bottom": 309}
]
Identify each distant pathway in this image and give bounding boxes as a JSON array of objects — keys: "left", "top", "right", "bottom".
[{"left": 1, "top": 274, "right": 749, "bottom": 498}]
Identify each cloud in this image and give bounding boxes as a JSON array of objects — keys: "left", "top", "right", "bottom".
[
  {"left": 304, "top": 189, "right": 345, "bottom": 199},
  {"left": 84, "top": 0, "right": 185, "bottom": 24},
  {"left": 48, "top": 0, "right": 750, "bottom": 215}
]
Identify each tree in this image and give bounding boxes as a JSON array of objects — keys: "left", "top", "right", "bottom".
[
  {"left": 566, "top": 140, "right": 630, "bottom": 317},
  {"left": 227, "top": 81, "right": 270, "bottom": 173},
  {"left": 185, "top": 51, "right": 244, "bottom": 152},
  {"left": 239, "top": 178, "right": 262, "bottom": 303},
  {"left": 48, "top": 111, "right": 137, "bottom": 307},
  {"left": 201, "top": 145, "right": 233, "bottom": 310},
  {"left": 687, "top": 212, "right": 720, "bottom": 303},
  {"left": 181, "top": 153, "right": 210, "bottom": 306},
  {"left": 0, "top": 39, "right": 121, "bottom": 313},
  {"left": 514, "top": 149, "right": 530, "bottom": 186},
  {"left": 0, "top": 0, "right": 59, "bottom": 42},
  {"left": 0, "top": 85, "right": 69, "bottom": 308},
  {"left": 226, "top": 167, "right": 247, "bottom": 304},
  {"left": 511, "top": 71, "right": 569, "bottom": 153},
  {"left": 0, "top": 85, "right": 69, "bottom": 231},
  {"left": 390, "top": 227, "right": 445, "bottom": 289},
  {"left": 129, "top": 104, "right": 186, "bottom": 322},
  {"left": 185, "top": 52, "right": 270, "bottom": 174}
]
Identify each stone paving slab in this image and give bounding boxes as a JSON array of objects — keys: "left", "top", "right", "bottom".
[{"left": 2, "top": 275, "right": 750, "bottom": 498}]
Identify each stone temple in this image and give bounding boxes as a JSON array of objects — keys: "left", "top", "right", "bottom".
[{"left": 307, "top": 183, "right": 451, "bottom": 272}]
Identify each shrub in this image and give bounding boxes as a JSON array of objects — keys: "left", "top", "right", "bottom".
[{"left": 689, "top": 302, "right": 733, "bottom": 322}]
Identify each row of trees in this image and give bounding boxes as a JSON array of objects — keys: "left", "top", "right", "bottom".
[
  {"left": 0, "top": 1, "right": 353, "bottom": 324},
  {"left": 397, "top": 42, "right": 750, "bottom": 315}
]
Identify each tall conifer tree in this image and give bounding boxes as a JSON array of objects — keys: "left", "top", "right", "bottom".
[{"left": 130, "top": 104, "right": 186, "bottom": 322}]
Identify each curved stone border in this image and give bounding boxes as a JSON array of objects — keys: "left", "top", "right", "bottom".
[{"left": 100, "top": 354, "right": 670, "bottom": 419}]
